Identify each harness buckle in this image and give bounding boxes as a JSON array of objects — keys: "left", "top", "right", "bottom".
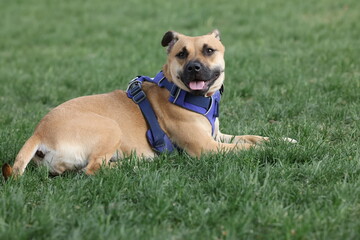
[
  {"left": 127, "top": 80, "right": 141, "bottom": 95},
  {"left": 127, "top": 80, "right": 146, "bottom": 103},
  {"left": 132, "top": 91, "right": 146, "bottom": 104}
]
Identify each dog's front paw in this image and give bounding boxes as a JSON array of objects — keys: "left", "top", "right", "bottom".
[{"left": 233, "top": 135, "right": 269, "bottom": 144}]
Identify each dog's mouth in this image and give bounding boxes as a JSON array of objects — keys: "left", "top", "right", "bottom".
[
  {"left": 185, "top": 74, "right": 220, "bottom": 95},
  {"left": 179, "top": 62, "right": 222, "bottom": 95},
  {"left": 189, "top": 80, "right": 207, "bottom": 90}
]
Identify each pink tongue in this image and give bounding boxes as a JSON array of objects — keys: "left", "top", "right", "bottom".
[{"left": 189, "top": 81, "right": 205, "bottom": 90}]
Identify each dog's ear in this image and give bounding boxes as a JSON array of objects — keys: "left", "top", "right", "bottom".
[
  {"left": 161, "top": 31, "right": 179, "bottom": 53},
  {"left": 161, "top": 31, "right": 178, "bottom": 47},
  {"left": 209, "top": 29, "right": 221, "bottom": 41}
]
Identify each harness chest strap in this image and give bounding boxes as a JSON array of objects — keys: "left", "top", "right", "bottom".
[
  {"left": 126, "top": 71, "right": 222, "bottom": 153},
  {"left": 126, "top": 80, "right": 175, "bottom": 153}
]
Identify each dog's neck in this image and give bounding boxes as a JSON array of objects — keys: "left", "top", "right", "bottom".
[{"left": 162, "top": 64, "right": 171, "bottom": 82}]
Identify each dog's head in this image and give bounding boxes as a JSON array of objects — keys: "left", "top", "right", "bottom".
[{"left": 162, "top": 30, "right": 225, "bottom": 96}]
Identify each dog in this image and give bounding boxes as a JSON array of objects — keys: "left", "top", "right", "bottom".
[{"left": 2, "top": 30, "right": 296, "bottom": 180}]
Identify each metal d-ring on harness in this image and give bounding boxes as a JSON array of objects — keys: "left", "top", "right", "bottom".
[{"left": 126, "top": 71, "right": 222, "bottom": 154}]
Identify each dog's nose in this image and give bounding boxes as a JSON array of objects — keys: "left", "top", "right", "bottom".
[{"left": 187, "top": 62, "right": 202, "bottom": 72}]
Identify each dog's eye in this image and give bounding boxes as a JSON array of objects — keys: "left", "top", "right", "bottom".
[
  {"left": 204, "top": 47, "right": 215, "bottom": 56},
  {"left": 176, "top": 50, "right": 188, "bottom": 59}
]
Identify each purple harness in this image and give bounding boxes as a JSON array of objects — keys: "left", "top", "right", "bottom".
[{"left": 127, "top": 71, "right": 221, "bottom": 153}]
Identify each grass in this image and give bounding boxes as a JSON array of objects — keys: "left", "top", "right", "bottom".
[{"left": 0, "top": 0, "right": 359, "bottom": 239}]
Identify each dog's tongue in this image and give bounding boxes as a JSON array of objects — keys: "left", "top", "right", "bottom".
[{"left": 189, "top": 81, "right": 205, "bottom": 90}]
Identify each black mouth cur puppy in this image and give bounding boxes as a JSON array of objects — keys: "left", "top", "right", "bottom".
[{"left": 2, "top": 30, "right": 296, "bottom": 179}]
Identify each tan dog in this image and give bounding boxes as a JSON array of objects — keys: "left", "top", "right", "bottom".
[{"left": 2, "top": 30, "right": 295, "bottom": 179}]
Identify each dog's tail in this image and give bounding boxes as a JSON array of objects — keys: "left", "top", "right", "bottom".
[{"left": 2, "top": 135, "right": 41, "bottom": 181}]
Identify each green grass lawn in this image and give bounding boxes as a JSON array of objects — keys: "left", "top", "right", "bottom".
[{"left": 1, "top": 0, "right": 359, "bottom": 239}]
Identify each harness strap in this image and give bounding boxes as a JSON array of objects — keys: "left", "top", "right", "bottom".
[{"left": 127, "top": 79, "right": 175, "bottom": 153}]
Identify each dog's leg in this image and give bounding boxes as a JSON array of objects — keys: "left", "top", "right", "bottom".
[
  {"left": 172, "top": 127, "right": 254, "bottom": 157},
  {"left": 189, "top": 138, "right": 254, "bottom": 157},
  {"left": 216, "top": 132, "right": 297, "bottom": 144},
  {"left": 216, "top": 132, "right": 269, "bottom": 144},
  {"left": 84, "top": 128, "right": 123, "bottom": 175},
  {"left": 212, "top": 119, "right": 268, "bottom": 144},
  {"left": 85, "top": 154, "right": 114, "bottom": 175},
  {"left": 84, "top": 143, "right": 122, "bottom": 175},
  {"left": 213, "top": 120, "right": 296, "bottom": 144}
]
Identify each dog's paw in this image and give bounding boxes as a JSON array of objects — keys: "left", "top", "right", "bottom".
[
  {"left": 235, "top": 136, "right": 269, "bottom": 145},
  {"left": 282, "top": 137, "right": 298, "bottom": 143}
]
